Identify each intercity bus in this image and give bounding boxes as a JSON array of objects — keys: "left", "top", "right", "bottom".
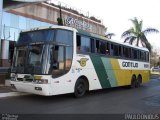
[{"left": 10, "top": 25, "right": 150, "bottom": 97}]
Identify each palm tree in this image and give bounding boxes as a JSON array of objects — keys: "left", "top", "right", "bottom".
[
  {"left": 105, "top": 32, "right": 115, "bottom": 39},
  {"left": 121, "top": 17, "right": 159, "bottom": 51}
]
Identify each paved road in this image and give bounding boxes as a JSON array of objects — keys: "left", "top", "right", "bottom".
[{"left": 0, "top": 77, "right": 160, "bottom": 114}]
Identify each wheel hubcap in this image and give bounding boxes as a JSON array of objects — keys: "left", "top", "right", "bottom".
[{"left": 77, "top": 83, "right": 85, "bottom": 94}]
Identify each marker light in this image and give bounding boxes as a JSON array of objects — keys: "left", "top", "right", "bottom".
[{"left": 34, "top": 79, "right": 48, "bottom": 84}]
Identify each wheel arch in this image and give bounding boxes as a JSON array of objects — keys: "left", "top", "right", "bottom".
[
  {"left": 76, "top": 75, "right": 89, "bottom": 91},
  {"left": 131, "top": 74, "right": 136, "bottom": 82},
  {"left": 137, "top": 74, "right": 142, "bottom": 83}
]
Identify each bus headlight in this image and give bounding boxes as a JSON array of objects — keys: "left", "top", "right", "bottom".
[
  {"left": 11, "top": 73, "right": 17, "bottom": 77},
  {"left": 11, "top": 77, "right": 16, "bottom": 81},
  {"left": 34, "top": 79, "right": 48, "bottom": 84},
  {"left": 10, "top": 73, "right": 17, "bottom": 81}
]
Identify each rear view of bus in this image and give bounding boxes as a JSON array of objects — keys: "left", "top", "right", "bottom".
[{"left": 10, "top": 26, "right": 75, "bottom": 96}]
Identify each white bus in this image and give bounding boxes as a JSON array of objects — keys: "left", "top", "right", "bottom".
[{"left": 10, "top": 25, "right": 150, "bottom": 97}]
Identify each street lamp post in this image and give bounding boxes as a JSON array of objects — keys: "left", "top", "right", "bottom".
[{"left": 0, "top": 0, "right": 3, "bottom": 62}]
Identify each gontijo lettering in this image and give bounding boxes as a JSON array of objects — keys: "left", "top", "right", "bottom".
[{"left": 122, "top": 61, "right": 138, "bottom": 68}]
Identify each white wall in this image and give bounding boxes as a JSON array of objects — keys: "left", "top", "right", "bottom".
[
  {"left": 0, "top": 0, "right": 3, "bottom": 59},
  {"left": 1, "top": 40, "right": 9, "bottom": 60}
]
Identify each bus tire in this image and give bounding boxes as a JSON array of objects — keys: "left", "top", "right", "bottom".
[
  {"left": 130, "top": 75, "right": 136, "bottom": 88},
  {"left": 136, "top": 75, "right": 142, "bottom": 88},
  {"left": 74, "top": 78, "right": 87, "bottom": 98}
]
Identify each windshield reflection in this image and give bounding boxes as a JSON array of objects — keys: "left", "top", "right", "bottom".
[
  {"left": 13, "top": 44, "right": 44, "bottom": 74},
  {"left": 11, "top": 29, "right": 73, "bottom": 75}
]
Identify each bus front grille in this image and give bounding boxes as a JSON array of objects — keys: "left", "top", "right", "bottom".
[
  {"left": 17, "top": 78, "right": 23, "bottom": 81},
  {"left": 25, "top": 79, "right": 33, "bottom": 82}
]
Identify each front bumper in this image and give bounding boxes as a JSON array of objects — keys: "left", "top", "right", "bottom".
[{"left": 10, "top": 81, "right": 52, "bottom": 96}]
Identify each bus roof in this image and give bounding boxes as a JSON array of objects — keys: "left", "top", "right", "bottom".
[
  {"left": 21, "top": 25, "right": 149, "bottom": 52},
  {"left": 21, "top": 25, "right": 76, "bottom": 33}
]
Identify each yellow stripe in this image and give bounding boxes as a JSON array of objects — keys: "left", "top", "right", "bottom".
[{"left": 110, "top": 59, "right": 150, "bottom": 86}]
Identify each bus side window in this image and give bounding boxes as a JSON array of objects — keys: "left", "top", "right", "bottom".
[
  {"left": 133, "top": 49, "right": 138, "bottom": 60},
  {"left": 51, "top": 46, "right": 65, "bottom": 78},
  {"left": 118, "top": 46, "right": 122, "bottom": 57},
  {"left": 81, "top": 36, "right": 91, "bottom": 53},
  {"left": 113, "top": 44, "right": 118, "bottom": 56},
  {"left": 128, "top": 48, "right": 131, "bottom": 58},
  {"left": 110, "top": 44, "right": 114, "bottom": 56},
  {"left": 76, "top": 35, "right": 81, "bottom": 53},
  {"left": 123, "top": 47, "right": 130, "bottom": 58},
  {"left": 141, "top": 51, "right": 144, "bottom": 61},
  {"left": 144, "top": 52, "right": 146, "bottom": 61},
  {"left": 100, "top": 41, "right": 106, "bottom": 54},
  {"left": 96, "top": 40, "right": 100, "bottom": 53},
  {"left": 146, "top": 52, "right": 149, "bottom": 62},
  {"left": 106, "top": 42, "right": 110, "bottom": 55},
  {"left": 139, "top": 50, "right": 141, "bottom": 60},
  {"left": 137, "top": 50, "right": 139, "bottom": 60},
  {"left": 91, "top": 38, "right": 95, "bottom": 53},
  {"left": 122, "top": 46, "right": 125, "bottom": 57}
]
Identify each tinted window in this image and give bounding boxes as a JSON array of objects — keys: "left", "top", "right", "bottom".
[
  {"left": 78, "top": 36, "right": 91, "bottom": 53},
  {"left": 110, "top": 44, "right": 114, "bottom": 55},
  {"left": 91, "top": 39, "right": 95, "bottom": 53},
  {"left": 123, "top": 47, "right": 131, "bottom": 58},
  {"left": 100, "top": 41, "right": 107, "bottom": 54},
  {"left": 106, "top": 43, "right": 110, "bottom": 55},
  {"left": 18, "top": 30, "right": 54, "bottom": 45},
  {"left": 15, "top": 49, "right": 26, "bottom": 67},
  {"left": 133, "top": 49, "right": 138, "bottom": 59},
  {"left": 146, "top": 52, "right": 149, "bottom": 62},
  {"left": 96, "top": 40, "right": 100, "bottom": 53},
  {"left": 50, "top": 45, "right": 73, "bottom": 78},
  {"left": 141, "top": 51, "right": 145, "bottom": 61},
  {"left": 65, "top": 47, "right": 73, "bottom": 72},
  {"left": 144, "top": 52, "right": 146, "bottom": 61},
  {"left": 118, "top": 46, "right": 122, "bottom": 56},
  {"left": 113, "top": 44, "right": 119, "bottom": 56},
  {"left": 56, "top": 29, "right": 73, "bottom": 46},
  {"left": 50, "top": 45, "right": 65, "bottom": 78}
]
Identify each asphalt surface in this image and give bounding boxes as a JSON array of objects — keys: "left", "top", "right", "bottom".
[{"left": 0, "top": 76, "right": 160, "bottom": 114}]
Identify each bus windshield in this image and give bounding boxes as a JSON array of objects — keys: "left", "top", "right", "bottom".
[
  {"left": 17, "top": 29, "right": 54, "bottom": 45},
  {"left": 11, "top": 28, "right": 73, "bottom": 75},
  {"left": 13, "top": 44, "right": 45, "bottom": 74}
]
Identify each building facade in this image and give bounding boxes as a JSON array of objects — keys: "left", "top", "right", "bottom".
[
  {"left": 0, "top": 0, "right": 107, "bottom": 84},
  {"left": 0, "top": 1, "right": 106, "bottom": 67}
]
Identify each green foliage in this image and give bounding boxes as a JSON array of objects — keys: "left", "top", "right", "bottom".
[
  {"left": 121, "top": 17, "right": 159, "bottom": 52},
  {"left": 105, "top": 33, "right": 115, "bottom": 39},
  {"left": 57, "top": 17, "right": 63, "bottom": 26},
  {"left": 157, "top": 61, "right": 160, "bottom": 66}
]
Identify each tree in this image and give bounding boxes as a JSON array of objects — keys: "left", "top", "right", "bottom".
[
  {"left": 121, "top": 17, "right": 159, "bottom": 51},
  {"left": 105, "top": 33, "right": 115, "bottom": 39},
  {"left": 57, "top": 4, "right": 63, "bottom": 26}
]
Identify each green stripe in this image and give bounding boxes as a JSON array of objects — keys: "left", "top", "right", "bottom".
[
  {"left": 101, "top": 57, "right": 118, "bottom": 87},
  {"left": 90, "top": 55, "right": 111, "bottom": 88}
]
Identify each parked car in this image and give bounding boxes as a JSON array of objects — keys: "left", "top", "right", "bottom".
[{"left": 151, "top": 66, "right": 160, "bottom": 72}]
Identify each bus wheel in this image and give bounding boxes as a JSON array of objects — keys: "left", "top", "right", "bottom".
[
  {"left": 136, "top": 75, "right": 142, "bottom": 88},
  {"left": 74, "top": 78, "right": 87, "bottom": 98},
  {"left": 130, "top": 75, "right": 136, "bottom": 88}
]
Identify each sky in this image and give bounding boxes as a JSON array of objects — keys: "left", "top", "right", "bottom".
[{"left": 52, "top": 0, "right": 160, "bottom": 50}]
